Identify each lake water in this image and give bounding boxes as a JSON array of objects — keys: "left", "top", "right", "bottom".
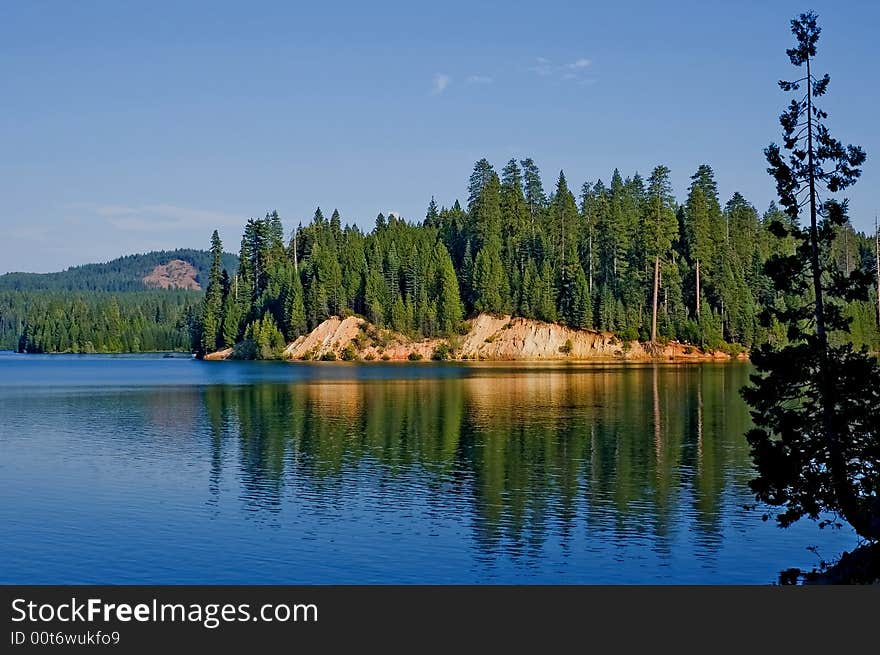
[{"left": 0, "top": 352, "right": 857, "bottom": 584}]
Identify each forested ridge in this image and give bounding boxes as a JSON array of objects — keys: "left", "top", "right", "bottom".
[
  {"left": 195, "top": 158, "right": 880, "bottom": 358},
  {"left": 0, "top": 249, "right": 236, "bottom": 353},
  {"left": 1, "top": 290, "right": 200, "bottom": 353},
  {"left": 0, "top": 248, "right": 238, "bottom": 292}
]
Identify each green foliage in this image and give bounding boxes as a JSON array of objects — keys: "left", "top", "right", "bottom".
[
  {"left": 744, "top": 12, "right": 880, "bottom": 568},
  {"left": 18, "top": 144, "right": 880, "bottom": 362},
  {"left": 0, "top": 249, "right": 237, "bottom": 292},
  {"left": 284, "top": 267, "right": 307, "bottom": 338},
  {"left": 244, "top": 313, "right": 286, "bottom": 360},
  {"left": 1, "top": 290, "right": 198, "bottom": 353},
  {"left": 199, "top": 230, "right": 226, "bottom": 357},
  {"left": 472, "top": 240, "right": 509, "bottom": 314},
  {"left": 431, "top": 342, "right": 453, "bottom": 360},
  {"left": 432, "top": 242, "right": 463, "bottom": 334}
]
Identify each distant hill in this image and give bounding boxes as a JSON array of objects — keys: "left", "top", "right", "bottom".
[{"left": 0, "top": 249, "right": 239, "bottom": 292}]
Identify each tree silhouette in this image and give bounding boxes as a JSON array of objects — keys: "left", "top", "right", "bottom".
[{"left": 742, "top": 12, "right": 880, "bottom": 578}]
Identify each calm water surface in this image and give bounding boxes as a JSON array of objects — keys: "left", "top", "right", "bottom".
[{"left": 0, "top": 352, "right": 856, "bottom": 583}]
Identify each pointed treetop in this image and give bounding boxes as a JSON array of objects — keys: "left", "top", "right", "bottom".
[
  {"left": 725, "top": 191, "right": 752, "bottom": 212},
  {"left": 468, "top": 158, "right": 496, "bottom": 210},
  {"left": 501, "top": 158, "right": 523, "bottom": 189},
  {"left": 690, "top": 164, "right": 719, "bottom": 198},
  {"left": 555, "top": 170, "right": 568, "bottom": 193},
  {"left": 786, "top": 11, "right": 820, "bottom": 66},
  {"left": 519, "top": 158, "right": 546, "bottom": 210}
]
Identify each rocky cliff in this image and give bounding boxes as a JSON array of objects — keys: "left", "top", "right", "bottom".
[{"left": 260, "top": 314, "right": 739, "bottom": 362}]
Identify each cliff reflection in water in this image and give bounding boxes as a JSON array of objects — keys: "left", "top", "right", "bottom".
[{"left": 201, "top": 363, "right": 753, "bottom": 563}]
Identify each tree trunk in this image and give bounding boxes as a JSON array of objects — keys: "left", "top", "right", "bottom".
[
  {"left": 875, "top": 216, "right": 879, "bottom": 326},
  {"left": 696, "top": 259, "right": 701, "bottom": 317},
  {"left": 651, "top": 255, "right": 660, "bottom": 342},
  {"left": 588, "top": 232, "right": 593, "bottom": 294}
]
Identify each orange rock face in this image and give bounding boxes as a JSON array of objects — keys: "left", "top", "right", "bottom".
[{"left": 266, "top": 313, "right": 741, "bottom": 363}]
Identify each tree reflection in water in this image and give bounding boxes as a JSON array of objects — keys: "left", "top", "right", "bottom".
[{"left": 201, "top": 364, "right": 753, "bottom": 564}]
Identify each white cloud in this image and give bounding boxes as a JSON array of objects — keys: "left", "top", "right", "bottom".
[
  {"left": 568, "top": 58, "right": 592, "bottom": 69},
  {"left": 529, "top": 57, "right": 554, "bottom": 77},
  {"left": 70, "top": 203, "right": 243, "bottom": 232},
  {"left": 432, "top": 73, "right": 451, "bottom": 95},
  {"left": 466, "top": 74, "right": 493, "bottom": 84},
  {"left": 529, "top": 56, "right": 594, "bottom": 82}
]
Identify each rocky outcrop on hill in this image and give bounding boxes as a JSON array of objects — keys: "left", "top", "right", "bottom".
[{"left": 143, "top": 259, "right": 201, "bottom": 290}]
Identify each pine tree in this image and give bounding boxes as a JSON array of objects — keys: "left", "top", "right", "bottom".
[
  {"left": 683, "top": 179, "right": 712, "bottom": 316},
  {"left": 744, "top": 13, "right": 880, "bottom": 561},
  {"left": 519, "top": 158, "right": 547, "bottom": 230},
  {"left": 432, "top": 242, "right": 463, "bottom": 334},
  {"left": 472, "top": 240, "right": 509, "bottom": 315},
  {"left": 199, "top": 230, "right": 225, "bottom": 356},
  {"left": 580, "top": 180, "right": 607, "bottom": 296},
  {"left": 519, "top": 259, "right": 536, "bottom": 318},
  {"left": 364, "top": 256, "right": 386, "bottom": 327},
  {"left": 642, "top": 165, "right": 678, "bottom": 342},
  {"left": 532, "top": 260, "right": 557, "bottom": 323},
  {"left": 330, "top": 209, "right": 342, "bottom": 245},
  {"left": 460, "top": 239, "right": 475, "bottom": 311},
  {"left": 467, "top": 158, "right": 496, "bottom": 212},
  {"left": 221, "top": 274, "right": 243, "bottom": 347},
  {"left": 267, "top": 210, "right": 284, "bottom": 249},
  {"left": 471, "top": 170, "right": 502, "bottom": 251},
  {"left": 425, "top": 197, "right": 440, "bottom": 228},
  {"left": 550, "top": 171, "right": 580, "bottom": 267},
  {"left": 570, "top": 264, "right": 591, "bottom": 329},
  {"left": 601, "top": 169, "right": 639, "bottom": 290},
  {"left": 285, "top": 268, "right": 307, "bottom": 338},
  {"left": 500, "top": 158, "right": 530, "bottom": 279}
]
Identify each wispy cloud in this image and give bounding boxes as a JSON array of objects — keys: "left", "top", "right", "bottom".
[
  {"left": 466, "top": 74, "right": 493, "bottom": 84},
  {"left": 529, "top": 56, "right": 594, "bottom": 83},
  {"left": 70, "top": 203, "right": 243, "bottom": 233},
  {"left": 431, "top": 73, "right": 451, "bottom": 95},
  {"left": 529, "top": 58, "right": 555, "bottom": 77}
]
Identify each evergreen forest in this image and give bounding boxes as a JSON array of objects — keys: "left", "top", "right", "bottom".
[{"left": 195, "top": 159, "right": 880, "bottom": 358}]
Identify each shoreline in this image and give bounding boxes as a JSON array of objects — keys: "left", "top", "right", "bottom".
[{"left": 206, "top": 313, "right": 750, "bottom": 363}]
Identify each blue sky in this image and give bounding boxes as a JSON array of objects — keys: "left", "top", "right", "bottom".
[{"left": 1, "top": 0, "right": 878, "bottom": 272}]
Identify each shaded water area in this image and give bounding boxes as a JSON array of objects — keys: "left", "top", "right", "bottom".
[{"left": 0, "top": 353, "right": 856, "bottom": 583}]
